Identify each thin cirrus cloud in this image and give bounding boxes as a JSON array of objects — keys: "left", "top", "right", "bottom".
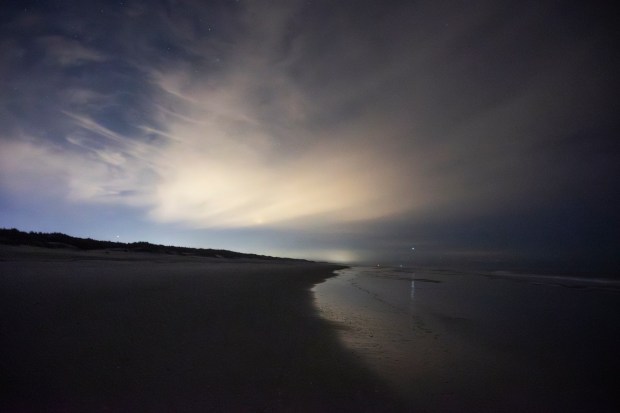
[{"left": 38, "top": 35, "right": 107, "bottom": 66}]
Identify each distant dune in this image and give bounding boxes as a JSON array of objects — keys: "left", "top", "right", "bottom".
[{"left": 0, "top": 228, "right": 297, "bottom": 261}]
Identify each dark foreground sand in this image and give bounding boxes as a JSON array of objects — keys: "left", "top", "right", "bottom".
[{"left": 0, "top": 246, "right": 405, "bottom": 412}]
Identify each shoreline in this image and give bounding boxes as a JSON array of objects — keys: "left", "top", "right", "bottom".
[
  {"left": 314, "top": 265, "right": 620, "bottom": 412},
  {"left": 0, "top": 246, "right": 404, "bottom": 412}
]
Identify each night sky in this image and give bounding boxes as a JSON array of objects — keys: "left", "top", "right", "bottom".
[{"left": 1, "top": 0, "right": 618, "bottom": 272}]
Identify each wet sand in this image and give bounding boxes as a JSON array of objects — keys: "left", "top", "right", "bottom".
[
  {"left": 314, "top": 267, "right": 620, "bottom": 412},
  {"left": 0, "top": 246, "right": 404, "bottom": 412}
]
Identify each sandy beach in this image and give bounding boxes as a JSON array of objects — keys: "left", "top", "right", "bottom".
[{"left": 0, "top": 246, "right": 404, "bottom": 412}]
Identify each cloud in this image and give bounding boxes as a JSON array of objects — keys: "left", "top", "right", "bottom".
[
  {"left": 0, "top": 106, "right": 408, "bottom": 230},
  {"left": 147, "top": 119, "right": 406, "bottom": 228},
  {"left": 0, "top": 133, "right": 149, "bottom": 206},
  {"left": 39, "top": 36, "right": 107, "bottom": 66},
  {"left": 1, "top": 0, "right": 617, "bottom": 260},
  {"left": 0, "top": 0, "right": 416, "bottom": 230}
]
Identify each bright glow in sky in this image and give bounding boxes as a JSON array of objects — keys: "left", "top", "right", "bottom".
[{"left": 0, "top": 0, "right": 617, "bottom": 272}]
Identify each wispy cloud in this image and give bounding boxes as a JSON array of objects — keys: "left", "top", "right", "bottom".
[{"left": 39, "top": 36, "right": 107, "bottom": 66}]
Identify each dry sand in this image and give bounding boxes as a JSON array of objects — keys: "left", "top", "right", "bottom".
[{"left": 0, "top": 246, "right": 405, "bottom": 412}]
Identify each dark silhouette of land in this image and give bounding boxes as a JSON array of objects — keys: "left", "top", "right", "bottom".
[{"left": 0, "top": 228, "right": 295, "bottom": 261}]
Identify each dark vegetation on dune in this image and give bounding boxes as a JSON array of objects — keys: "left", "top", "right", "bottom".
[{"left": 0, "top": 228, "right": 296, "bottom": 261}]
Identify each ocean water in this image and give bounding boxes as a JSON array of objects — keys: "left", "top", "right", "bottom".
[{"left": 312, "top": 266, "right": 620, "bottom": 412}]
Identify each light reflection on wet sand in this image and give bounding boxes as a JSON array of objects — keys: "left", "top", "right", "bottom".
[{"left": 313, "top": 266, "right": 620, "bottom": 412}]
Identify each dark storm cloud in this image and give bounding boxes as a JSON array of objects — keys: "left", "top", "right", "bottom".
[{"left": 0, "top": 0, "right": 617, "bottom": 267}]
